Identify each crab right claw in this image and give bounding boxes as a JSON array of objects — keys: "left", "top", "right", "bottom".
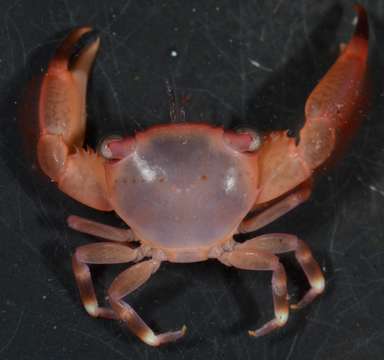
[
  {"left": 37, "top": 27, "right": 112, "bottom": 211},
  {"left": 254, "top": 5, "right": 369, "bottom": 205},
  {"left": 297, "top": 4, "right": 369, "bottom": 170}
]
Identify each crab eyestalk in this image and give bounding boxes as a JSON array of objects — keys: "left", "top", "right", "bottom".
[
  {"left": 223, "top": 129, "right": 262, "bottom": 153},
  {"left": 100, "top": 137, "right": 137, "bottom": 160}
]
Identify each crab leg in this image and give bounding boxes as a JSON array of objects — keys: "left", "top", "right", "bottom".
[
  {"left": 218, "top": 250, "right": 289, "bottom": 337},
  {"left": 237, "top": 234, "right": 325, "bottom": 309},
  {"left": 68, "top": 215, "right": 134, "bottom": 242},
  {"left": 37, "top": 28, "right": 112, "bottom": 211},
  {"left": 239, "top": 183, "right": 311, "bottom": 233},
  {"left": 255, "top": 5, "right": 369, "bottom": 204},
  {"left": 72, "top": 243, "right": 142, "bottom": 319},
  {"left": 108, "top": 260, "right": 187, "bottom": 346}
]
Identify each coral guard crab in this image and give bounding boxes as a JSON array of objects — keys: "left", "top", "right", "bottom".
[{"left": 35, "top": 5, "right": 369, "bottom": 346}]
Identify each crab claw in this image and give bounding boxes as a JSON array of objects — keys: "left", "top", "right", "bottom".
[
  {"left": 37, "top": 28, "right": 112, "bottom": 211},
  {"left": 255, "top": 5, "right": 369, "bottom": 204},
  {"left": 297, "top": 4, "right": 369, "bottom": 170}
]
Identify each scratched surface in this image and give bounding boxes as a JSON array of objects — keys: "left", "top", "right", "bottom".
[{"left": 0, "top": 0, "right": 384, "bottom": 359}]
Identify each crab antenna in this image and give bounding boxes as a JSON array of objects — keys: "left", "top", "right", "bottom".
[{"left": 165, "top": 77, "right": 185, "bottom": 123}]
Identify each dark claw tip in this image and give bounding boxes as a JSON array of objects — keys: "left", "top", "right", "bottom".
[{"left": 353, "top": 4, "right": 368, "bottom": 41}]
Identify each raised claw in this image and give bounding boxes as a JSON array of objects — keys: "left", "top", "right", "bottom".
[
  {"left": 297, "top": 4, "right": 369, "bottom": 170},
  {"left": 255, "top": 5, "right": 369, "bottom": 204},
  {"left": 37, "top": 28, "right": 112, "bottom": 210}
]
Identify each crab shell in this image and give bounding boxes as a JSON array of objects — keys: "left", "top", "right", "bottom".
[{"left": 106, "top": 124, "right": 259, "bottom": 262}]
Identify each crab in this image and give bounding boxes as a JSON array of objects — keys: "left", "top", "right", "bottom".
[{"left": 35, "top": 5, "right": 369, "bottom": 346}]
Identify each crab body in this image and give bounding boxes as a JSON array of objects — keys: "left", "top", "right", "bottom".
[
  {"left": 35, "top": 5, "right": 369, "bottom": 347},
  {"left": 107, "top": 125, "right": 259, "bottom": 261}
]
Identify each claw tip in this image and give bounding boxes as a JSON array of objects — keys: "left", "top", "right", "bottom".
[{"left": 352, "top": 3, "right": 368, "bottom": 40}]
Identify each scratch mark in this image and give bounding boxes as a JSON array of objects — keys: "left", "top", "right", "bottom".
[
  {"left": 313, "top": 332, "right": 331, "bottom": 360},
  {"left": 301, "top": 0, "right": 317, "bottom": 67},
  {"left": 67, "top": 327, "right": 132, "bottom": 359},
  {"left": 102, "top": 2, "right": 120, "bottom": 72},
  {"left": 285, "top": 332, "right": 299, "bottom": 360},
  {"left": 273, "top": 0, "right": 285, "bottom": 14},
  {"left": 100, "top": 7, "right": 159, "bottom": 54},
  {"left": 368, "top": 184, "right": 384, "bottom": 197},
  {"left": 63, "top": 0, "right": 76, "bottom": 27},
  {"left": 306, "top": 316, "right": 344, "bottom": 331},
  {"left": 249, "top": 58, "right": 273, "bottom": 72},
  {"left": 98, "top": 0, "right": 133, "bottom": 35},
  {"left": 16, "top": 185, "right": 23, "bottom": 232},
  {"left": 6, "top": 14, "right": 27, "bottom": 69},
  {"left": 95, "top": 62, "right": 130, "bottom": 131},
  {"left": 338, "top": 284, "right": 384, "bottom": 317},
  {"left": 0, "top": 307, "right": 25, "bottom": 355},
  {"left": 328, "top": 202, "right": 339, "bottom": 254},
  {"left": 181, "top": 87, "right": 237, "bottom": 113},
  {"left": 0, "top": 216, "right": 40, "bottom": 256},
  {"left": 196, "top": 17, "right": 239, "bottom": 73},
  {"left": 340, "top": 328, "right": 384, "bottom": 359},
  {"left": 238, "top": 1, "right": 247, "bottom": 120},
  {"left": 280, "top": 21, "right": 300, "bottom": 64}
]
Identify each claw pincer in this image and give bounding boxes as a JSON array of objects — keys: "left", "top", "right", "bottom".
[{"left": 38, "top": 28, "right": 111, "bottom": 210}]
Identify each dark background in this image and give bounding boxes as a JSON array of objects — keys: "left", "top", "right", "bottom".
[{"left": 0, "top": 0, "right": 384, "bottom": 359}]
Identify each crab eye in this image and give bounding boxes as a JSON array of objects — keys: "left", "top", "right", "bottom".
[
  {"left": 236, "top": 128, "right": 262, "bottom": 152},
  {"left": 223, "top": 128, "right": 262, "bottom": 153},
  {"left": 98, "top": 135, "right": 136, "bottom": 160},
  {"left": 97, "top": 135, "right": 122, "bottom": 159}
]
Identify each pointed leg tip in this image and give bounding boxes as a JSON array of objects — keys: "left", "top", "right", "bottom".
[
  {"left": 248, "top": 328, "right": 269, "bottom": 337},
  {"left": 67, "top": 215, "right": 79, "bottom": 229},
  {"left": 181, "top": 325, "right": 188, "bottom": 336},
  {"left": 145, "top": 325, "right": 188, "bottom": 347},
  {"left": 168, "top": 324, "right": 188, "bottom": 343}
]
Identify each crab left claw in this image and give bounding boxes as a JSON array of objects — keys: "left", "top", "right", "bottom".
[{"left": 37, "top": 28, "right": 112, "bottom": 211}]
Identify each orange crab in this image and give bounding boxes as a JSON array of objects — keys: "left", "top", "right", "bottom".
[{"left": 36, "top": 5, "right": 369, "bottom": 346}]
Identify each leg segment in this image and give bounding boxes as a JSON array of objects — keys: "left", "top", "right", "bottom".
[
  {"left": 72, "top": 243, "right": 142, "bottom": 319},
  {"left": 218, "top": 249, "right": 289, "bottom": 337},
  {"left": 38, "top": 28, "right": 112, "bottom": 210},
  {"left": 108, "top": 260, "right": 186, "bottom": 346},
  {"left": 239, "top": 184, "right": 311, "bottom": 233},
  {"left": 237, "top": 234, "right": 325, "bottom": 309},
  {"left": 68, "top": 215, "right": 134, "bottom": 242}
]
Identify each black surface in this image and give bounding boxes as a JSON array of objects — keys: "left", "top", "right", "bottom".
[{"left": 1, "top": 1, "right": 384, "bottom": 359}]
